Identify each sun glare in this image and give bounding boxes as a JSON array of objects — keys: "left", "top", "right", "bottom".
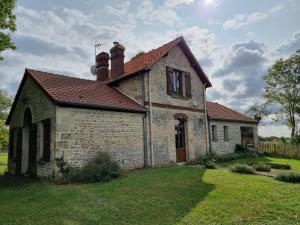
[{"left": 205, "top": 0, "right": 214, "bottom": 5}]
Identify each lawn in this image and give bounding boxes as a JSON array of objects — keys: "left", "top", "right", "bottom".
[
  {"left": 0, "top": 157, "right": 299, "bottom": 225},
  {"left": 0, "top": 152, "right": 7, "bottom": 175}
]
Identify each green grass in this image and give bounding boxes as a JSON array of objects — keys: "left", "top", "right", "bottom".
[
  {"left": 0, "top": 157, "right": 300, "bottom": 225},
  {"left": 0, "top": 152, "right": 8, "bottom": 175}
]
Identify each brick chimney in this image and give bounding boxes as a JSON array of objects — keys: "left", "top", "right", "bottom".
[
  {"left": 110, "top": 41, "right": 125, "bottom": 79},
  {"left": 96, "top": 52, "right": 109, "bottom": 81}
]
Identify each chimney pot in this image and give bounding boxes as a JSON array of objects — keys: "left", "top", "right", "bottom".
[
  {"left": 110, "top": 41, "right": 125, "bottom": 79},
  {"left": 96, "top": 51, "right": 109, "bottom": 81}
]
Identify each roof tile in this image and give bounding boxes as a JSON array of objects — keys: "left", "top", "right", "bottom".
[{"left": 207, "top": 102, "right": 257, "bottom": 123}]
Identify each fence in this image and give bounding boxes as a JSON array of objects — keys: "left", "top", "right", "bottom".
[{"left": 258, "top": 142, "right": 300, "bottom": 159}]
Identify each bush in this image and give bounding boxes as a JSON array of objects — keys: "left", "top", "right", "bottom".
[
  {"left": 255, "top": 163, "right": 271, "bottom": 172},
  {"left": 189, "top": 151, "right": 258, "bottom": 165},
  {"left": 205, "top": 160, "right": 216, "bottom": 169},
  {"left": 275, "top": 172, "right": 300, "bottom": 183},
  {"left": 266, "top": 163, "right": 291, "bottom": 170},
  {"left": 66, "top": 152, "right": 121, "bottom": 183},
  {"left": 235, "top": 144, "right": 248, "bottom": 153},
  {"left": 230, "top": 164, "right": 255, "bottom": 174}
]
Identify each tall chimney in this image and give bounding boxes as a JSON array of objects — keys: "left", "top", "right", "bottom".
[
  {"left": 110, "top": 41, "right": 125, "bottom": 79},
  {"left": 96, "top": 52, "right": 109, "bottom": 81}
]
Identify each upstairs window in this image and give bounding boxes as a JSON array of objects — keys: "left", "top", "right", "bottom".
[
  {"left": 166, "top": 66, "right": 191, "bottom": 98},
  {"left": 212, "top": 125, "right": 218, "bottom": 141},
  {"left": 224, "top": 126, "right": 229, "bottom": 141}
]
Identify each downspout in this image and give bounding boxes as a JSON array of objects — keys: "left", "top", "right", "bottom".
[
  {"left": 208, "top": 119, "right": 212, "bottom": 151},
  {"left": 141, "top": 72, "right": 148, "bottom": 167},
  {"left": 203, "top": 83, "right": 209, "bottom": 154},
  {"left": 148, "top": 70, "right": 154, "bottom": 167}
]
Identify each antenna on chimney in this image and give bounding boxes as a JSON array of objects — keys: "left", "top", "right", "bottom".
[{"left": 94, "top": 40, "right": 102, "bottom": 62}]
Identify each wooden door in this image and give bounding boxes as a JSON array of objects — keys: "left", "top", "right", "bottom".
[
  {"left": 175, "top": 119, "right": 186, "bottom": 163},
  {"left": 28, "top": 124, "right": 37, "bottom": 177}
]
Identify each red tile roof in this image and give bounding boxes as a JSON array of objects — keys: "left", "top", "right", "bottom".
[
  {"left": 108, "top": 36, "right": 212, "bottom": 87},
  {"left": 26, "top": 69, "right": 146, "bottom": 112},
  {"left": 207, "top": 102, "right": 258, "bottom": 123}
]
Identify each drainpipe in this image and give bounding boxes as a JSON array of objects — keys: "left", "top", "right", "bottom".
[
  {"left": 203, "top": 83, "right": 209, "bottom": 154},
  {"left": 141, "top": 72, "right": 148, "bottom": 167},
  {"left": 208, "top": 119, "right": 212, "bottom": 151},
  {"left": 148, "top": 70, "right": 154, "bottom": 167}
]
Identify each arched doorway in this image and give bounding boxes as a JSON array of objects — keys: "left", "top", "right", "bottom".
[
  {"left": 22, "top": 108, "right": 37, "bottom": 176},
  {"left": 175, "top": 118, "right": 187, "bottom": 163}
]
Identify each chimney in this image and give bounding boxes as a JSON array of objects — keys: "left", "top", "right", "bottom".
[
  {"left": 110, "top": 41, "right": 125, "bottom": 79},
  {"left": 96, "top": 52, "right": 109, "bottom": 81}
]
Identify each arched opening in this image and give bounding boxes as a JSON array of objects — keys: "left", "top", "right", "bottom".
[
  {"left": 21, "top": 108, "right": 37, "bottom": 176},
  {"left": 175, "top": 118, "right": 187, "bottom": 163}
]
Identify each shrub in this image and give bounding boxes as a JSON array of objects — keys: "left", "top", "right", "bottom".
[
  {"left": 235, "top": 144, "right": 248, "bottom": 153},
  {"left": 66, "top": 152, "right": 121, "bottom": 183},
  {"left": 255, "top": 163, "right": 271, "bottom": 172},
  {"left": 205, "top": 161, "right": 216, "bottom": 169},
  {"left": 230, "top": 164, "right": 255, "bottom": 174},
  {"left": 266, "top": 163, "right": 291, "bottom": 170},
  {"left": 275, "top": 172, "right": 300, "bottom": 183}
]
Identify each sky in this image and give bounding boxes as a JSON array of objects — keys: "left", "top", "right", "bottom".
[{"left": 1, "top": 0, "right": 300, "bottom": 137}]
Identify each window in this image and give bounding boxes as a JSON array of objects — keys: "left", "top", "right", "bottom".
[
  {"left": 240, "top": 127, "right": 254, "bottom": 146},
  {"left": 171, "top": 70, "right": 183, "bottom": 95},
  {"left": 166, "top": 66, "right": 191, "bottom": 98},
  {"left": 212, "top": 125, "right": 217, "bottom": 141},
  {"left": 42, "top": 119, "right": 51, "bottom": 162},
  {"left": 224, "top": 126, "right": 229, "bottom": 141}
]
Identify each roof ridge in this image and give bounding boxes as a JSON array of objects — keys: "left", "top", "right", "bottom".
[
  {"left": 25, "top": 68, "right": 100, "bottom": 83},
  {"left": 125, "top": 36, "right": 183, "bottom": 65}
]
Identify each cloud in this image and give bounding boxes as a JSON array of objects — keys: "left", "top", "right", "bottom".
[
  {"left": 223, "top": 12, "right": 268, "bottom": 30},
  {"left": 136, "top": 0, "right": 190, "bottom": 27},
  {"left": 275, "top": 31, "right": 300, "bottom": 55},
  {"left": 223, "top": 3, "right": 285, "bottom": 30}
]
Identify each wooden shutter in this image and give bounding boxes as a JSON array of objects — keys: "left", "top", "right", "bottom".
[
  {"left": 43, "top": 119, "right": 51, "bottom": 162},
  {"left": 16, "top": 128, "right": 22, "bottom": 174},
  {"left": 185, "top": 72, "right": 191, "bottom": 98},
  {"left": 166, "top": 66, "right": 173, "bottom": 95},
  {"left": 9, "top": 129, "right": 14, "bottom": 160}
]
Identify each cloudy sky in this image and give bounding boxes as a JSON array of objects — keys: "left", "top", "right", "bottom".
[{"left": 1, "top": 0, "right": 300, "bottom": 137}]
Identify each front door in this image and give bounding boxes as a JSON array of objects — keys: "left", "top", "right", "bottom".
[{"left": 175, "top": 119, "right": 186, "bottom": 163}]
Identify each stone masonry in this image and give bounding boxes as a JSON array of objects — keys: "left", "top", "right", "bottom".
[{"left": 209, "top": 120, "right": 259, "bottom": 154}]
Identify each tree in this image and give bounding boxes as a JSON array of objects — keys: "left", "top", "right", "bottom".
[
  {"left": 0, "top": 0, "right": 17, "bottom": 60},
  {"left": 0, "top": 89, "right": 12, "bottom": 149},
  {"left": 131, "top": 51, "right": 145, "bottom": 60},
  {"left": 263, "top": 52, "right": 300, "bottom": 138},
  {"left": 246, "top": 102, "right": 270, "bottom": 122}
]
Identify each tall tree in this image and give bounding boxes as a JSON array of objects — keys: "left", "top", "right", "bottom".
[
  {"left": 0, "top": 89, "right": 12, "bottom": 149},
  {"left": 0, "top": 0, "right": 17, "bottom": 60},
  {"left": 263, "top": 52, "right": 300, "bottom": 138}
]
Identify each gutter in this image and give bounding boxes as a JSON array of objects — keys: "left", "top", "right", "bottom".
[
  {"left": 141, "top": 72, "right": 148, "bottom": 167},
  {"left": 56, "top": 100, "right": 147, "bottom": 114},
  {"left": 203, "top": 83, "right": 209, "bottom": 154}
]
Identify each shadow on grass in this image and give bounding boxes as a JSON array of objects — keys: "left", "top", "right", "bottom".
[{"left": 0, "top": 166, "right": 215, "bottom": 225}]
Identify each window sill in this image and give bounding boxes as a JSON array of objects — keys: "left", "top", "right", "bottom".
[
  {"left": 169, "top": 93, "right": 190, "bottom": 100},
  {"left": 224, "top": 139, "right": 229, "bottom": 141},
  {"left": 37, "top": 160, "right": 50, "bottom": 165},
  {"left": 212, "top": 139, "right": 218, "bottom": 142}
]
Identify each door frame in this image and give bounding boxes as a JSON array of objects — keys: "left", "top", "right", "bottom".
[{"left": 174, "top": 115, "right": 188, "bottom": 163}]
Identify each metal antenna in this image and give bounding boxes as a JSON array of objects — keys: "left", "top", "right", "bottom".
[{"left": 94, "top": 40, "right": 102, "bottom": 62}]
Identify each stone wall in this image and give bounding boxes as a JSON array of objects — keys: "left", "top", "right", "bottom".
[
  {"left": 151, "top": 107, "right": 207, "bottom": 165},
  {"left": 209, "top": 120, "right": 259, "bottom": 154},
  {"left": 55, "top": 107, "right": 145, "bottom": 170},
  {"left": 9, "top": 76, "right": 56, "bottom": 177},
  {"left": 115, "top": 45, "right": 208, "bottom": 165}
]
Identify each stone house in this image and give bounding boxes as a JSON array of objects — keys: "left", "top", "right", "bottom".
[{"left": 6, "top": 37, "right": 258, "bottom": 177}]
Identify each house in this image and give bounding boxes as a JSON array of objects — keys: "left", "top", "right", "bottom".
[{"left": 6, "top": 37, "right": 258, "bottom": 178}]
